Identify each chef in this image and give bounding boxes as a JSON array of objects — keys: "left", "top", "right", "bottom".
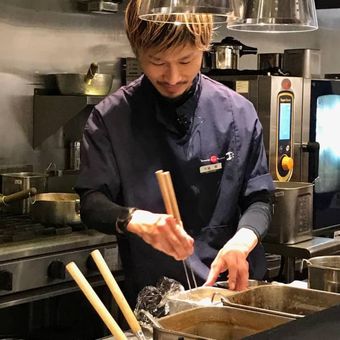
[{"left": 75, "top": 0, "right": 274, "bottom": 306}]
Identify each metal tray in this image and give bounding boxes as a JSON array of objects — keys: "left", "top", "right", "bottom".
[
  {"left": 225, "top": 285, "right": 340, "bottom": 318},
  {"left": 167, "top": 286, "right": 237, "bottom": 314},
  {"left": 214, "top": 279, "right": 269, "bottom": 289},
  {"left": 154, "top": 306, "right": 293, "bottom": 340},
  {"left": 167, "top": 280, "right": 268, "bottom": 314}
]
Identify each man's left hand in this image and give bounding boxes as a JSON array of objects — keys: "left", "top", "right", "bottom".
[{"left": 203, "top": 228, "right": 258, "bottom": 290}]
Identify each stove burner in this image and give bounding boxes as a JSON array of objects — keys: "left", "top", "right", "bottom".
[
  {"left": 0, "top": 212, "right": 120, "bottom": 300},
  {"left": 0, "top": 213, "right": 77, "bottom": 243}
]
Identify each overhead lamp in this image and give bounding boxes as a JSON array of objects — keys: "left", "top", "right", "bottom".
[
  {"left": 227, "top": 0, "right": 318, "bottom": 33},
  {"left": 138, "top": 0, "right": 243, "bottom": 24}
]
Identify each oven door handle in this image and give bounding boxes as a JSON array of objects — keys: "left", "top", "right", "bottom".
[{"left": 302, "top": 141, "right": 320, "bottom": 182}]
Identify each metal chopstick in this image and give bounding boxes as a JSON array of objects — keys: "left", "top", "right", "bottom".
[
  {"left": 189, "top": 262, "right": 198, "bottom": 289},
  {"left": 183, "top": 261, "right": 192, "bottom": 290},
  {"left": 155, "top": 170, "right": 198, "bottom": 290}
]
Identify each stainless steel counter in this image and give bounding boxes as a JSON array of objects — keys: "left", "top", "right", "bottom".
[{"left": 263, "top": 236, "right": 340, "bottom": 282}]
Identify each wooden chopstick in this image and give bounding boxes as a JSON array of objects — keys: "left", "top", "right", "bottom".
[
  {"left": 163, "top": 171, "right": 182, "bottom": 223},
  {"left": 66, "top": 262, "right": 127, "bottom": 340},
  {"left": 156, "top": 170, "right": 181, "bottom": 223},
  {"left": 90, "top": 250, "right": 145, "bottom": 340},
  {"left": 155, "top": 170, "right": 174, "bottom": 217},
  {"left": 155, "top": 170, "right": 198, "bottom": 289}
]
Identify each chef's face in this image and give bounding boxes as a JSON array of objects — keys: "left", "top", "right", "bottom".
[{"left": 138, "top": 44, "right": 203, "bottom": 99}]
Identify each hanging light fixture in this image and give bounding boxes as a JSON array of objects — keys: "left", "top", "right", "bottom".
[
  {"left": 138, "top": 0, "right": 243, "bottom": 24},
  {"left": 227, "top": 0, "right": 318, "bottom": 33}
]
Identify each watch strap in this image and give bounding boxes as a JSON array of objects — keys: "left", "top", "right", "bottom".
[{"left": 115, "top": 207, "right": 137, "bottom": 234}]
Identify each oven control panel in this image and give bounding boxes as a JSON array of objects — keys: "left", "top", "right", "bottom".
[
  {"left": 276, "top": 91, "right": 294, "bottom": 181},
  {"left": 0, "top": 244, "right": 121, "bottom": 296}
]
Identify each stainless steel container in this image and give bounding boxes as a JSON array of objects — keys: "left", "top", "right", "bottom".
[
  {"left": 257, "top": 53, "right": 283, "bottom": 71},
  {"left": 214, "top": 279, "right": 268, "bottom": 289},
  {"left": 167, "top": 286, "right": 237, "bottom": 315},
  {"left": 55, "top": 73, "right": 113, "bottom": 95},
  {"left": 211, "top": 45, "right": 242, "bottom": 70},
  {"left": 30, "top": 193, "right": 81, "bottom": 225},
  {"left": 1, "top": 172, "right": 48, "bottom": 214},
  {"left": 225, "top": 285, "right": 340, "bottom": 318},
  {"left": 154, "top": 306, "right": 293, "bottom": 340},
  {"left": 167, "top": 281, "right": 269, "bottom": 315},
  {"left": 306, "top": 256, "right": 340, "bottom": 293},
  {"left": 264, "top": 181, "right": 314, "bottom": 244},
  {"left": 283, "top": 48, "right": 321, "bottom": 78},
  {"left": 204, "top": 37, "right": 257, "bottom": 71}
]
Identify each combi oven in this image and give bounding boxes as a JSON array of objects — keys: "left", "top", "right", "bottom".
[{"left": 205, "top": 72, "right": 340, "bottom": 231}]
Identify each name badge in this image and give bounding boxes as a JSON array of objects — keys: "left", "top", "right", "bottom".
[{"left": 199, "top": 162, "right": 222, "bottom": 174}]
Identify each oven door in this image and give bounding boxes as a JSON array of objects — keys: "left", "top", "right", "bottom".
[{"left": 305, "top": 79, "right": 340, "bottom": 229}]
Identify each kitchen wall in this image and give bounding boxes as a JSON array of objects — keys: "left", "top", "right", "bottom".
[{"left": 0, "top": 1, "right": 339, "bottom": 173}]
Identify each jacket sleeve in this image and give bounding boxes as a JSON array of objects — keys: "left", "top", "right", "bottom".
[
  {"left": 75, "top": 108, "right": 129, "bottom": 234},
  {"left": 237, "top": 110, "right": 275, "bottom": 240},
  {"left": 237, "top": 201, "right": 272, "bottom": 240}
]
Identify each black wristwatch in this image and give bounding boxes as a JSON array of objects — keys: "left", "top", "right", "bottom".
[{"left": 115, "top": 207, "right": 137, "bottom": 234}]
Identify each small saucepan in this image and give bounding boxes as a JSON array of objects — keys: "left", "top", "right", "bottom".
[
  {"left": 30, "top": 193, "right": 81, "bottom": 225},
  {"left": 304, "top": 256, "right": 340, "bottom": 293}
]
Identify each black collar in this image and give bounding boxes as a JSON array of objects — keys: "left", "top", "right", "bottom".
[{"left": 146, "top": 75, "right": 201, "bottom": 138}]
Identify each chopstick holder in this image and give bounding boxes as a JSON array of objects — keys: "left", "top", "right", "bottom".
[
  {"left": 91, "top": 250, "right": 146, "bottom": 340},
  {"left": 66, "top": 262, "right": 127, "bottom": 340}
]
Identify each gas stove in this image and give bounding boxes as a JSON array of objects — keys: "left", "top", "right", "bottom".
[{"left": 0, "top": 213, "right": 121, "bottom": 303}]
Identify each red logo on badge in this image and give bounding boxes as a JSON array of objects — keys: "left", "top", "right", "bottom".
[{"left": 210, "top": 155, "right": 218, "bottom": 163}]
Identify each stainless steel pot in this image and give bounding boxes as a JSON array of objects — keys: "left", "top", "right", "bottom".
[
  {"left": 54, "top": 62, "right": 113, "bottom": 95},
  {"left": 305, "top": 256, "right": 340, "bottom": 293},
  {"left": 30, "top": 193, "right": 81, "bottom": 225},
  {"left": 264, "top": 181, "right": 314, "bottom": 244},
  {"left": 55, "top": 73, "right": 113, "bottom": 95},
  {"left": 1, "top": 172, "right": 48, "bottom": 214},
  {"left": 203, "top": 36, "right": 257, "bottom": 70}
]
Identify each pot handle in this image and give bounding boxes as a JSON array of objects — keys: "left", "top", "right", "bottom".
[
  {"left": 84, "top": 62, "right": 98, "bottom": 85},
  {"left": 0, "top": 187, "right": 37, "bottom": 206},
  {"left": 220, "top": 36, "right": 258, "bottom": 56},
  {"left": 300, "top": 258, "right": 312, "bottom": 273}
]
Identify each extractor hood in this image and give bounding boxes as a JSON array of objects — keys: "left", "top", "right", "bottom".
[{"left": 77, "top": 0, "right": 119, "bottom": 14}]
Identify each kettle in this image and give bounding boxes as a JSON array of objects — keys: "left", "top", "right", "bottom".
[{"left": 203, "top": 37, "right": 258, "bottom": 70}]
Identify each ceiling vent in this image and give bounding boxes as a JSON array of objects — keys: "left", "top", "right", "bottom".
[{"left": 78, "top": 1, "right": 119, "bottom": 14}]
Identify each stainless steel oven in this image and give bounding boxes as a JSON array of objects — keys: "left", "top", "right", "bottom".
[
  {"left": 206, "top": 71, "right": 340, "bottom": 232},
  {"left": 0, "top": 212, "right": 123, "bottom": 338},
  {"left": 302, "top": 79, "right": 340, "bottom": 230},
  {"left": 207, "top": 73, "right": 304, "bottom": 182}
]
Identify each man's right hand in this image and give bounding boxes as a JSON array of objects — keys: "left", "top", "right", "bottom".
[{"left": 127, "top": 209, "right": 194, "bottom": 261}]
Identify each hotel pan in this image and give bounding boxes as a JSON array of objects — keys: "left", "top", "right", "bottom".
[
  {"left": 224, "top": 285, "right": 340, "bottom": 318},
  {"left": 153, "top": 306, "right": 293, "bottom": 340}
]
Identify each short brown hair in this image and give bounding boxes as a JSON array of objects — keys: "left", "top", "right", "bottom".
[{"left": 125, "top": 0, "right": 213, "bottom": 56}]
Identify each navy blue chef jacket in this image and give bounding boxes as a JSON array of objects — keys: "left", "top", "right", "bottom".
[{"left": 75, "top": 73, "right": 274, "bottom": 305}]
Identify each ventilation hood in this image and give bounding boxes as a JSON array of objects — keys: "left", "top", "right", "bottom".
[{"left": 78, "top": 1, "right": 119, "bottom": 14}]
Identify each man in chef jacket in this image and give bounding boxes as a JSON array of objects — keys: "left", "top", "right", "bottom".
[{"left": 75, "top": 0, "right": 274, "bottom": 306}]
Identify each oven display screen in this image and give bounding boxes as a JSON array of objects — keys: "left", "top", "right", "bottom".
[{"left": 279, "top": 102, "right": 291, "bottom": 140}]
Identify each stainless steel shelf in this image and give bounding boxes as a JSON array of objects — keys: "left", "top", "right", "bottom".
[{"left": 33, "top": 92, "right": 103, "bottom": 147}]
